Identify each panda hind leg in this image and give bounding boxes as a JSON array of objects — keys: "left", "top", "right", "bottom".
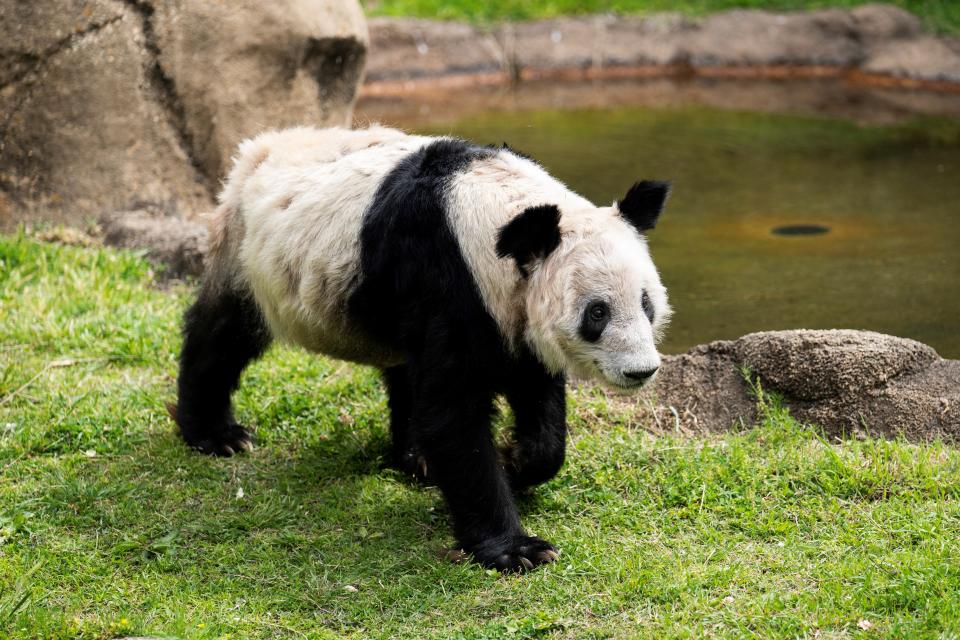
[
  {"left": 174, "top": 286, "right": 272, "bottom": 456},
  {"left": 382, "top": 365, "right": 430, "bottom": 483}
]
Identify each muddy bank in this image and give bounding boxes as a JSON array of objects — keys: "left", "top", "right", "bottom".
[
  {"left": 363, "top": 5, "right": 960, "bottom": 94},
  {"left": 356, "top": 74, "right": 960, "bottom": 130}
]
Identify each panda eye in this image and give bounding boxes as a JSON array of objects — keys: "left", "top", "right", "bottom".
[
  {"left": 589, "top": 302, "right": 608, "bottom": 322},
  {"left": 642, "top": 290, "right": 655, "bottom": 323},
  {"left": 580, "top": 300, "right": 610, "bottom": 342}
]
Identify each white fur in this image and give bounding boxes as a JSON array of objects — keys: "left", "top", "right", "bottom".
[
  {"left": 448, "top": 155, "right": 671, "bottom": 388},
  {"left": 208, "top": 126, "right": 670, "bottom": 388},
  {"left": 209, "top": 126, "right": 431, "bottom": 366}
]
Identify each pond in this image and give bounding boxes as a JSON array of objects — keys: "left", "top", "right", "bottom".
[{"left": 357, "top": 78, "right": 960, "bottom": 358}]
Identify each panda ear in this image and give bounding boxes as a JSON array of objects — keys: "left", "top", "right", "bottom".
[
  {"left": 617, "top": 180, "right": 671, "bottom": 232},
  {"left": 496, "top": 204, "right": 562, "bottom": 277}
]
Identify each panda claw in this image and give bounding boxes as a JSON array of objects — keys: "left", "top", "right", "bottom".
[
  {"left": 537, "top": 549, "right": 560, "bottom": 562},
  {"left": 180, "top": 422, "right": 253, "bottom": 457},
  {"left": 469, "top": 534, "right": 558, "bottom": 572}
]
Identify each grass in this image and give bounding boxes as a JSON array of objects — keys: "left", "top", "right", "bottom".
[
  {"left": 361, "top": 0, "right": 960, "bottom": 35},
  {"left": 2, "top": 230, "right": 960, "bottom": 639}
]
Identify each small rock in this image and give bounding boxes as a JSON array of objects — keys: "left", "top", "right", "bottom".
[{"left": 101, "top": 209, "right": 208, "bottom": 279}]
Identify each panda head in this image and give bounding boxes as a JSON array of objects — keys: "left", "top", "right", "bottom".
[{"left": 496, "top": 180, "right": 672, "bottom": 389}]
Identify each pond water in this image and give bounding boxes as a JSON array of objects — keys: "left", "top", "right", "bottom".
[{"left": 358, "top": 82, "right": 960, "bottom": 357}]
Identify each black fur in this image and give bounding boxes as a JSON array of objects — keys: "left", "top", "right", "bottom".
[
  {"left": 617, "top": 180, "right": 671, "bottom": 232},
  {"left": 495, "top": 204, "right": 562, "bottom": 278},
  {"left": 175, "top": 286, "right": 272, "bottom": 455},
  {"left": 641, "top": 290, "right": 655, "bottom": 323},
  {"left": 175, "top": 139, "right": 568, "bottom": 572},
  {"left": 349, "top": 140, "right": 565, "bottom": 571},
  {"left": 579, "top": 300, "right": 611, "bottom": 343},
  {"left": 497, "top": 142, "right": 535, "bottom": 162}
]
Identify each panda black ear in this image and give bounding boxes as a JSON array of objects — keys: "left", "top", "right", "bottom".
[
  {"left": 617, "top": 180, "right": 671, "bottom": 232},
  {"left": 496, "top": 204, "right": 562, "bottom": 277}
]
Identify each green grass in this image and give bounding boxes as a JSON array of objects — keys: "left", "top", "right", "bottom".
[
  {"left": 362, "top": 0, "right": 960, "bottom": 35},
  {"left": 2, "top": 231, "right": 960, "bottom": 639}
]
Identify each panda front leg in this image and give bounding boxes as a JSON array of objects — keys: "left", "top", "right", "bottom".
[
  {"left": 174, "top": 286, "right": 272, "bottom": 456},
  {"left": 409, "top": 356, "right": 559, "bottom": 572},
  {"left": 503, "top": 354, "right": 568, "bottom": 491}
]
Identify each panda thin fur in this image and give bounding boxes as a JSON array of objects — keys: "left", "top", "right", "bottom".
[{"left": 174, "top": 125, "right": 672, "bottom": 572}]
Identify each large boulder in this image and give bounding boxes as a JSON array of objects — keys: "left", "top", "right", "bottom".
[
  {"left": 0, "top": 0, "right": 367, "bottom": 228},
  {"left": 631, "top": 330, "right": 960, "bottom": 441}
]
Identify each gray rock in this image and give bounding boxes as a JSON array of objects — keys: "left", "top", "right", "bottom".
[
  {"left": 863, "top": 36, "right": 960, "bottom": 84},
  {"left": 101, "top": 209, "right": 207, "bottom": 279},
  {"left": 365, "top": 17, "right": 502, "bottom": 82},
  {"left": 681, "top": 9, "right": 864, "bottom": 67},
  {"left": 1, "top": 0, "right": 367, "bottom": 229},
  {"left": 640, "top": 330, "right": 960, "bottom": 441},
  {"left": 850, "top": 3, "right": 924, "bottom": 40},
  {"left": 364, "top": 5, "right": 960, "bottom": 87},
  {"left": 737, "top": 330, "right": 939, "bottom": 401}
]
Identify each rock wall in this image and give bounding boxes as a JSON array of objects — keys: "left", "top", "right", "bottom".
[
  {"left": 0, "top": 0, "right": 367, "bottom": 228},
  {"left": 364, "top": 5, "right": 960, "bottom": 88}
]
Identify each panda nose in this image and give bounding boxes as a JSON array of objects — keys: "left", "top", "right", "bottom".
[{"left": 624, "top": 367, "right": 658, "bottom": 382}]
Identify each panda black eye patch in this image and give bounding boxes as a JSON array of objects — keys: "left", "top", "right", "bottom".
[
  {"left": 580, "top": 300, "right": 611, "bottom": 342},
  {"left": 642, "top": 290, "right": 655, "bottom": 323}
]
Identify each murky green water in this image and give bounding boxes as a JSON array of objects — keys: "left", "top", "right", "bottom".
[{"left": 409, "top": 106, "right": 960, "bottom": 357}]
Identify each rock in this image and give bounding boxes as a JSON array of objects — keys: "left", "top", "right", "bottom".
[
  {"left": 365, "top": 17, "right": 502, "bottom": 82},
  {"left": 364, "top": 5, "right": 960, "bottom": 88},
  {"left": 643, "top": 330, "right": 960, "bottom": 441},
  {"left": 499, "top": 16, "right": 610, "bottom": 71},
  {"left": 681, "top": 9, "right": 864, "bottom": 67},
  {"left": 640, "top": 339, "right": 758, "bottom": 433},
  {"left": 737, "top": 330, "right": 939, "bottom": 401},
  {"left": 149, "top": 0, "right": 368, "bottom": 185},
  {"left": 850, "top": 3, "right": 923, "bottom": 40},
  {"left": 1, "top": 0, "right": 367, "bottom": 229},
  {"left": 101, "top": 209, "right": 208, "bottom": 279},
  {"left": 863, "top": 36, "right": 960, "bottom": 84}
]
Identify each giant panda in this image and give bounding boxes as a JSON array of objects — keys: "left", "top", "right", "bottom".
[{"left": 173, "top": 125, "right": 672, "bottom": 572}]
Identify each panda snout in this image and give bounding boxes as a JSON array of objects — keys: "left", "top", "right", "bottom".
[{"left": 623, "top": 367, "right": 658, "bottom": 383}]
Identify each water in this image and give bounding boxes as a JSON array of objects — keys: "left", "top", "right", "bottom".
[{"left": 358, "top": 85, "right": 960, "bottom": 357}]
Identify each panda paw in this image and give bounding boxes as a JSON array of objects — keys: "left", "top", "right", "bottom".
[
  {"left": 392, "top": 449, "right": 433, "bottom": 485},
  {"left": 181, "top": 422, "right": 254, "bottom": 457},
  {"left": 466, "top": 534, "right": 560, "bottom": 572}
]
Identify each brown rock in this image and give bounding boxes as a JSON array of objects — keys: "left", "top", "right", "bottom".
[
  {"left": 101, "top": 209, "right": 208, "bottom": 279},
  {"left": 365, "top": 17, "right": 502, "bottom": 82},
  {"left": 681, "top": 9, "right": 863, "bottom": 67},
  {"left": 1, "top": 3, "right": 211, "bottom": 228},
  {"left": 150, "top": 0, "right": 368, "bottom": 185},
  {"left": 644, "top": 330, "right": 960, "bottom": 441},
  {"left": 1, "top": 0, "right": 367, "bottom": 229},
  {"left": 737, "top": 329, "right": 938, "bottom": 401},
  {"left": 850, "top": 3, "right": 923, "bottom": 40},
  {"left": 499, "top": 16, "right": 609, "bottom": 71},
  {"left": 364, "top": 5, "right": 960, "bottom": 87},
  {"left": 863, "top": 36, "right": 960, "bottom": 83}
]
